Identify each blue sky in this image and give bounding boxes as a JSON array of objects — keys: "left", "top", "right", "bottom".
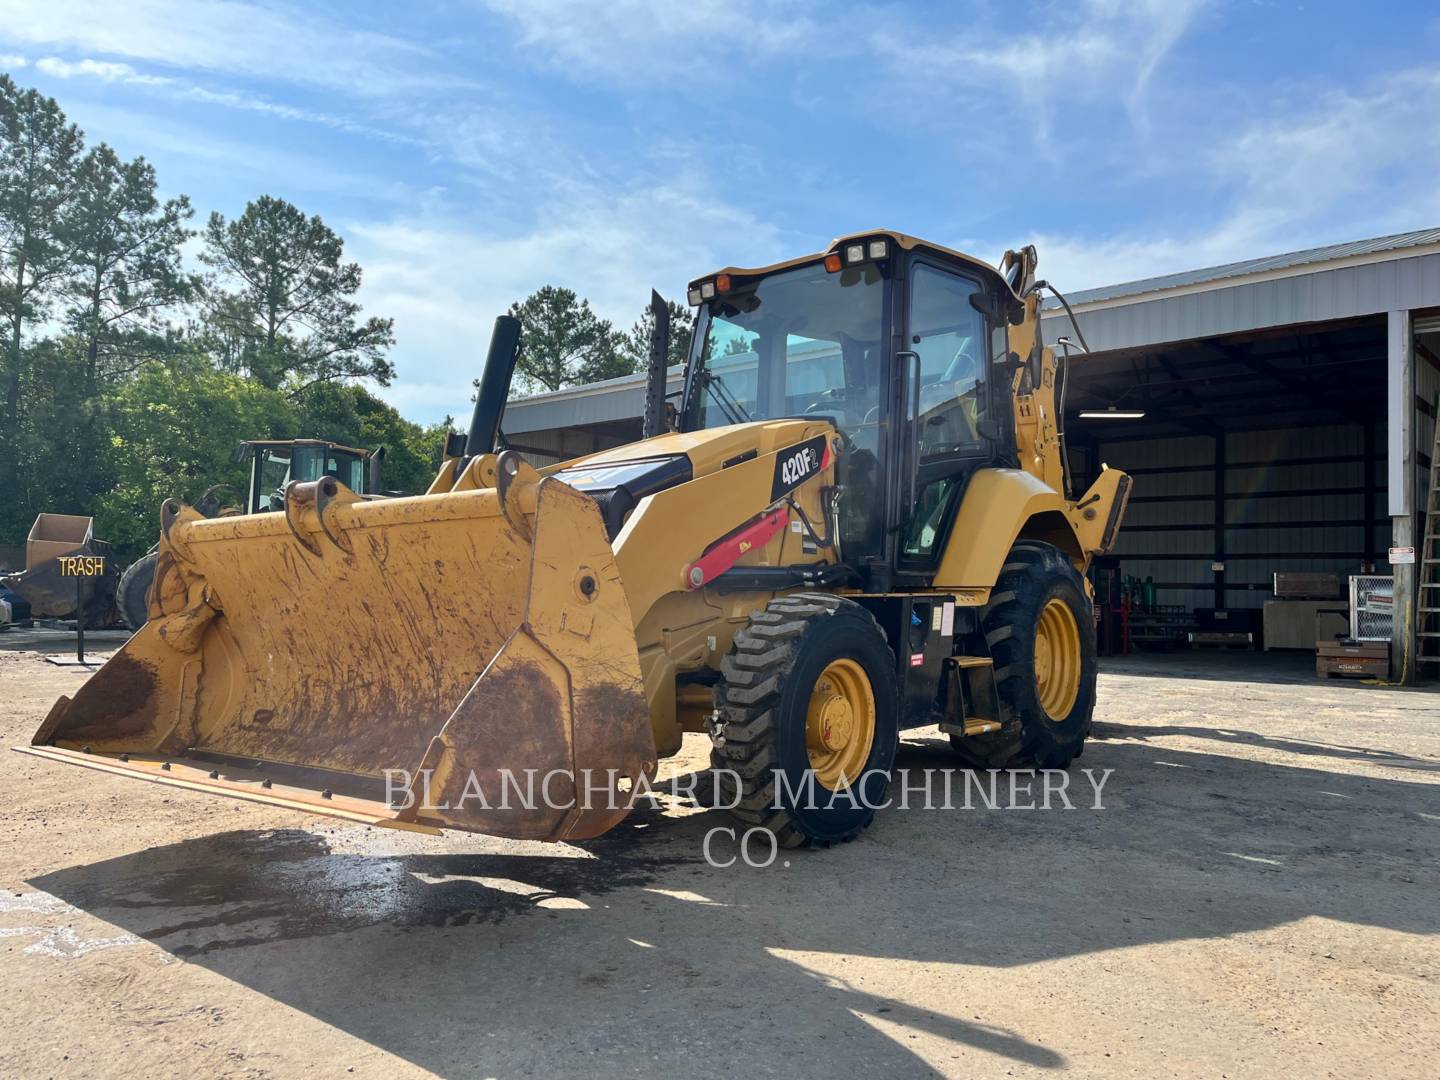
[{"left": 2, "top": 0, "right": 1439, "bottom": 423}]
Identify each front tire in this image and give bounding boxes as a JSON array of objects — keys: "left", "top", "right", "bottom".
[
  {"left": 711, "top": 593, "right": 899, "bottom": 848},
  {"left": 117, "top": 550, "right": 158, "bottom": 631},
  {"left": 949, "top": 542, "right": 1097, "bottom": 769}
]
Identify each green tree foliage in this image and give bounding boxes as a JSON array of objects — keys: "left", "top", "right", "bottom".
[
  {"left": 0, "top": 75, "right": 442, "bottom": 569},
  {"left": 6, "top": 337, "right": 93, "bottom": 525},
  {"left": 0, "top": 75, "right": 81, "bottom": 502},
  {"left": 201, "top": 195, "right": 395, "bottom": 391},
  {"left": 506, "top": 285, "right": 629, "bottom": 392},
  {"left": 94, "top": 368, "right": 446, "bottom": 562},
  {"left": 625, "top": 297, "right": 693, "bottom": 370},
  {"left": 62, "top": 144, "right": 196, "bottom": 394},
  {"left": 0, "top": 75, "right": 695, "bottom": 572},
  {"left": 96, "top": 351, "right": 297, "bottom": 558},
  {"left": 290, "top": 381, "right": 451, "bottom": 496}
]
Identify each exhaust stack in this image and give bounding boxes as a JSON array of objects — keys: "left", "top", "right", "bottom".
[{"left": 467, "top": 315, "right": 521, "bottom": 458}]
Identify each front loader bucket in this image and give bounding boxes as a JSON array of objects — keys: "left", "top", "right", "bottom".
[{"left": 17, "top": 458, "right": 657, "bottom": 841}]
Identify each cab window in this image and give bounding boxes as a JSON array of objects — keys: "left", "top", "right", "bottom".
[
  {"left": 907, "top": 265, "right": 989, "bottom": 461},
  {"left": 900, "top": 265, "right": 991, "bottom": 560}
]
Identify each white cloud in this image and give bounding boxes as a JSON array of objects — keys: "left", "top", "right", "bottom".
[
  {"left": 35, "top": 56, "right": 170, "bottom": 85},
  {"left": 29, "top": 52, "right": 422, "bottom": 147},
  {"left": 0, "top": 53, "right": 27, "bottom": 69},
  {"left": 0, "top": 0, "right": 452, "bottom": 95},
  {"left": 1018, "top": 63, "right": 1440, "bottom": 293},
  {"left": 1215, "top": 67, "right": 1440, "bottom": 239},
  {"left": 58, "top": 100, "right": 411, "bottom": 204},
  {"left": 349, "top": 176, "right": 792, "bottom": 418},
  {"left": 475, "top": 0, "right": 821, "bottom": 83},
  {"left": 874, "top": 0, "right": 1210, "bottom": 147}
]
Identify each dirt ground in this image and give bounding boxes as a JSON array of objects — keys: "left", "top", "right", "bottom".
[{"left": 0, "top": 636, "right": 1436, "bottom": 1079}]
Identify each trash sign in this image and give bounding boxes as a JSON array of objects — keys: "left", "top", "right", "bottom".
[
  {"left": 1388, "top": 547, "right": 1414, "bottom": 565},
  {"left": 58, "top": 555, "right": 106, "bottom": 576}
]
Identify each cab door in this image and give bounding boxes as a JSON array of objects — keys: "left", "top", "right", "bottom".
[{"left": 892, "top": 260, "right": 999, "bottom": 580}]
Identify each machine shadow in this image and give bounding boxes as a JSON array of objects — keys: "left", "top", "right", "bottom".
[{"left": 29, "top": 737, "right": 1440, "bottom": 1078}]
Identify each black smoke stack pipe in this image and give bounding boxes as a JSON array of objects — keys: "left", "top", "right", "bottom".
[
  {"left": 641, "top": 290, "right": 671, "bottom": 439},
  {"left": 467, "top": 315, "right": 521, "bottom": 458}
]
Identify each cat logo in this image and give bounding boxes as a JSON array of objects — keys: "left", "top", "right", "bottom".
[{"left": 769, "top": 435, "right": 828, "bottom": 501}]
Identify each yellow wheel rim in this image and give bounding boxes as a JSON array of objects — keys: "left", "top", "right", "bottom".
[
  {"left": 1034, "top": 597, "right": 1082, "bottom": 721},
  {"left": 804, "top": 658, "right": 876, "bottom": 789}
]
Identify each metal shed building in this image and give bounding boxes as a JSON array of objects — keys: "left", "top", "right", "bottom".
[{"left": 502, "top": 228, "right": 1440, "bottom": 682}]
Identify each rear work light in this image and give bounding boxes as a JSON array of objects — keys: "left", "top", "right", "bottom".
[
  {"left": 687, "top": 287, "right": 703, "bottom": 305},
  {"left": 844, "top": 243, "right": 865, "bottom": 264},
  {"left": 700, "top": 281, "right": 716, "bottom": 299},
  {"left": 868, "top": 239, "right": 888, "bottom": 259}
]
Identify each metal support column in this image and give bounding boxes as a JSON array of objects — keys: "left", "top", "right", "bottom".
[
  {"left": 1213, "top": 433, "right": 1226, "bottom": 610},
  {"left": 1387, "top": 310, "right": 1416, "bottom": 683}
]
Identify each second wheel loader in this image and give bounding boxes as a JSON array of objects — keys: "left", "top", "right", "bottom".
[
  {"left": 115, "top": 439, "right": 388, "bottom": 630},
  {"left": 20, "top": 231, "right": 1130, "bottom": 849}
]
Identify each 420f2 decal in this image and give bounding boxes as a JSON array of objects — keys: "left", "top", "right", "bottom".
[{"left": 770, "top": 435, "right": 829, "bottom": 501}]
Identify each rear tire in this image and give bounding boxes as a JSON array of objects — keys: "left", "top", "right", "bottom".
[
  {"left": 117, "top": 550, "right": 158, "bottom": 631},
  {"left": 949, "top": 542, "right": 1096, "bottom": 769},
  {"left": 710, "top": 593, "right": 899, "bottom": 848}
]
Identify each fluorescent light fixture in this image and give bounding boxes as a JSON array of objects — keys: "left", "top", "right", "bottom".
[
  {"left": 845, "top": 243, "right": 865, "bottom": 263},
  {"left": 868, "top": 239, "right": 888, "bottom": 259},
  {"left": 1078, "top": 408, "right": 1146, "bottom": 420}
]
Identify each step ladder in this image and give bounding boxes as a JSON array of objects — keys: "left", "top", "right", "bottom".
[{"left": 1420, "top": 413, "right": 1440, "bottom": 667}]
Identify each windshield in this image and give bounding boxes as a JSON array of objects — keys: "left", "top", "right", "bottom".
[
  {"left": 252, "top": 445, "right": 366, "bottom": 512},
  {"left": 682, "top": 260, "right": 888, "bottom": 562},
  {"left": 286, "top": 446, "right": 364, "bottom": 490},
  {"left": 682, "top": 261, "right": 885, "bottom": 436}
]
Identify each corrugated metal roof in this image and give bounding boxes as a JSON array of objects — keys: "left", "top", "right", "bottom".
[
  {"left": 1054, "top": 226, "right": 1440, "bottom": 307},
  {"left": 505, "top": 367, "right": 683, "bottom": 433}
]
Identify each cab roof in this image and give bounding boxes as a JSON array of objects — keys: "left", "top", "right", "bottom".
[
  {"left": 688, "top": 229, "right": 1020, "bottom": 299},
  {"left": 240, "top": 439, "right": 371, "bottom": 457}
]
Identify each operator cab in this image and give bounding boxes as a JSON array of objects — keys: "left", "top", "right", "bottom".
[
  {"left": 680, "top": 231, "right": 1022, "bottom": 590},
  {"left": 241, "top": 440, "right": 370, "bottom": 513}
]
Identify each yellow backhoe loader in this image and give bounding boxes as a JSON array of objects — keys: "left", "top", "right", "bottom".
[{"left": 19, "top": 232, "right": 1130, "bottom": 848}]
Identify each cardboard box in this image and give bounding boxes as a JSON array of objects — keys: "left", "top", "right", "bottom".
[{"left": 25, "top": 513, "right": 93, "bottom": 570}]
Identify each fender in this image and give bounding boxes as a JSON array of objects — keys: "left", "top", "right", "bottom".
[{"left": 933, "top": 469, "right": 1080, "bottom": 589}]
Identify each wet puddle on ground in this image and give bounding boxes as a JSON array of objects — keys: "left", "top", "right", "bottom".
[
  {"left": 15, "top": 812, "right": 695, "bottom": 959},
  {"left": 0, "top": 890, "right": 141, "bottom": 958}
]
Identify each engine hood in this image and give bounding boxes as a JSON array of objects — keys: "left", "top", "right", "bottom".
[{"left": 558, "top": 418, "right": 833, "bottom": 479}]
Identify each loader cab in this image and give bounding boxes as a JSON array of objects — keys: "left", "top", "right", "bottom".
[
  {"left": 242, "top": 440, "right": 369, "bottom": 514},
  {"left": 681, "top": 233, "right": 1017, "bottom": 589}
]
